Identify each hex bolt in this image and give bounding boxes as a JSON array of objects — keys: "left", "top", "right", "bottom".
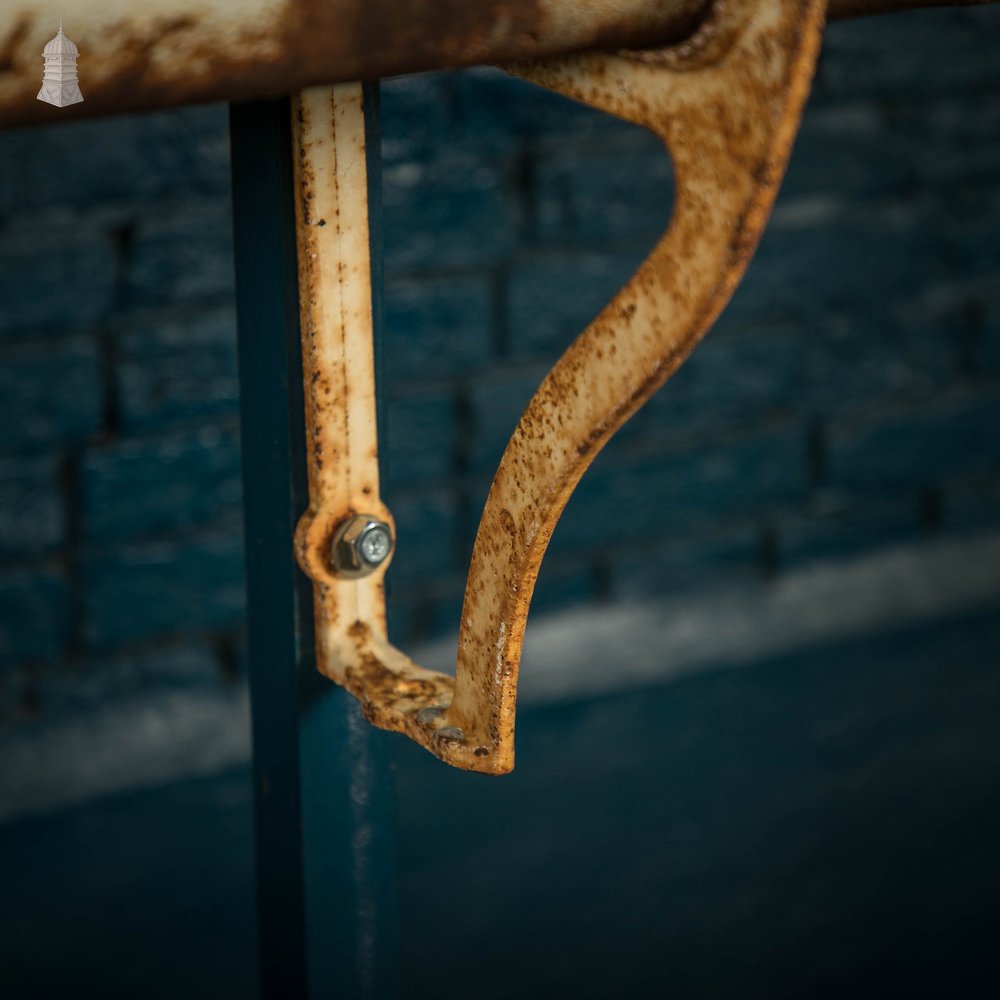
[{"left": 330, "top": 514, "right": 394, "bottom": 578}]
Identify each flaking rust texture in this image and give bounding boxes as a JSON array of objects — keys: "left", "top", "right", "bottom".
[{"left": 291, "top": 0, "right": 827, "bottom": 774}]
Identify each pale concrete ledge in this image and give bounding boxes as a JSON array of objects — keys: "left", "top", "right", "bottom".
[
  {"left": 1, "top": 530, "right": 998, "bottom": 825},
  {"left": 506, "top": 529, "right": 1000, "bottom": 705},
  {"left": 0, "top": 687, "right": 251, "bottom": 825}
]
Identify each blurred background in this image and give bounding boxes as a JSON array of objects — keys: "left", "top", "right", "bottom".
[{"left": 1, "top": 6, "right": 999, "bottom": 997}]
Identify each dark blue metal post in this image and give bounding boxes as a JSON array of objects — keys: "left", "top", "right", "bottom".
[{"left": 229, "top": 89, "right": 398, "bottom": 999}]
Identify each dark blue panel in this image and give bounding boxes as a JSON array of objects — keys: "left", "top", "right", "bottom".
[{"left": 229, "top": 89, "right": 398, "bottom": 1000}]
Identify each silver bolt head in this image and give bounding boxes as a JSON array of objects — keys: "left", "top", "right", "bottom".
[
  {"left": 359, "top": 523, "right": 392, "bottom": 566},
  {"left": 330, "top": 515, "right": 394, "bottom": 578}
]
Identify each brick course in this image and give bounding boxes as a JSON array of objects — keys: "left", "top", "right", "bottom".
[
  {"left": 0, "top": 569, "right": 68, "bottom": 666},
  {"left": 0, "top": 339, "right": 103, "bottom": 451},
  {"left": 0, "top": 458, "right": 64, "bottom": 558}
]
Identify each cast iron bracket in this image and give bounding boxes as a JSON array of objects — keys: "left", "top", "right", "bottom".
[{"left": 291, "top": 0, "right": 828, "bottom": 773}]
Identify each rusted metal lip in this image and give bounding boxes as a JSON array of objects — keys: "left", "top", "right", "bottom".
[{"left": 1, "top": 1, "right": 995, "bottom": 130}]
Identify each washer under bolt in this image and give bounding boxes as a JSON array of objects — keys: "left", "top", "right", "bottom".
[{"left": 331, "top": 515, "right": 394, "bottom": 578}]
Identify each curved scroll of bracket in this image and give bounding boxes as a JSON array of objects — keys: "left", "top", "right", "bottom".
[{"left": 292, "top": 0, "right": 827, "bottom": 774}]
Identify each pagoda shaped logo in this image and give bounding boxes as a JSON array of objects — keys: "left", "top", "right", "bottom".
[{"left": 37, "top": 21, "right": 83, "bottom": 108}]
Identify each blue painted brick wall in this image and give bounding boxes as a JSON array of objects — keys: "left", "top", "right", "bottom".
[
  {"left": 0, "top": 570, "right": 67, "bottom": 665},
  {"left": 81, "top": 424, "right": 242, "bottom": 542},
  {"left": 117, "top": 308, "right": 240, "bottom": 430},
  {"left": 0, "top": 457, "right": 63, "bottom": 557},
  {"left": 82, "top": 531, "right": 245, "bottom": 649},
  {"left": 0, "top": 222, "right": 116, "bottom": 335},
  {"left": 0, "top": 340, "right": 102, "bottom": 449},
  {"left": 0, "top": 8, "right": 999, "bottom": 729}
]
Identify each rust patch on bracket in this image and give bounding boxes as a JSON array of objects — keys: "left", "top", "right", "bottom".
[{"left": 295, "top": 0, "right": 827, "bottom": 773}]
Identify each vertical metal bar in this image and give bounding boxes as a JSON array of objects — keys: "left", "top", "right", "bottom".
[{"left": 230, "top": 89, "right": 398, "bottom": 1000}]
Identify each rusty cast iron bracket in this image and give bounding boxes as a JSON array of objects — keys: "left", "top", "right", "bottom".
[{"left": 292, "top": 0, "right": 828, "bottom": 774}]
